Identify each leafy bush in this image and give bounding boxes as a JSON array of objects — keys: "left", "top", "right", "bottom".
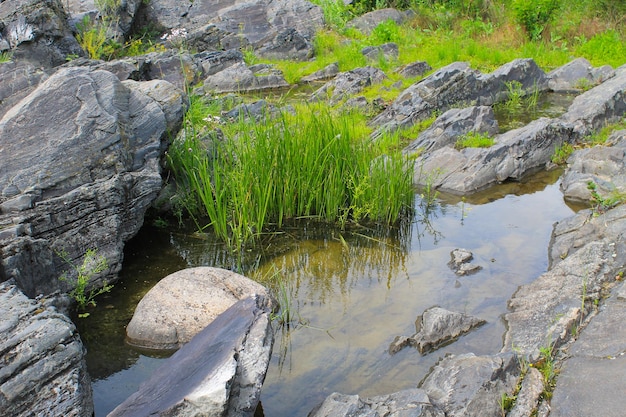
[
  {"left": 512, "top": 0, "right": 562, "bottom": 40},
  {"left": 371, "top": 19, "right": 401, "bottom": 43}
]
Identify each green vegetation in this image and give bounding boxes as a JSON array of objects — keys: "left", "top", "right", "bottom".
[
  {"left": 0, "top": 51, "right": 12, "bottom": 63},
  {"left": 551, "top": 142, "right": 574, "bottom": 165},
  {"left": 455, "top": 131, "right": 495, "bottom": 149},
  {"left": 168, "top": 99, "right": 414, "bottom": 248},
  {"left": 535, "top": 343, "right": 558, "bottom": 399},
  {"left": 587, "top": 181, "right": 626, "bottom": 215},
  {"left": 58, "top": 249, "right": 113, "bottom": 317}
]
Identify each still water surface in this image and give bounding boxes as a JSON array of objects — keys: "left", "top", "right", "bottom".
[{"left": 79, "top": 169, "right": 577, "bottom": 416}]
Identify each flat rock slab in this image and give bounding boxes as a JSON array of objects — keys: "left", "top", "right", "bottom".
[
  {"left": 550, "top": 280, "right": 626, "bottom": 417},
  {"left": 126, "top": 267, "right": 272, "bottom": 350},
  {"left": 110, "top": 295, "right": 274, "bottom": 417}
]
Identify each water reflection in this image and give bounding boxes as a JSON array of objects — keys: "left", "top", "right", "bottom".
[{"left": 81, "top": 171, "right": 577, "bottom": 417}]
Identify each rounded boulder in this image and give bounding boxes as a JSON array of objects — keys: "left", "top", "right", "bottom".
[{"left": 126, "top": 267, "right": 272, "bottom": 351}]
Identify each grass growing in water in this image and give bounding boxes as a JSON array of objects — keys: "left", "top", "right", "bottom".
[{"left": 168, "top": 103, "right": 414, "bottom": 248}]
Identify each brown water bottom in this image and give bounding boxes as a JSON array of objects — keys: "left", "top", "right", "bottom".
[{"left": 78, "top": 169, "right": 578, "bottom": 417}]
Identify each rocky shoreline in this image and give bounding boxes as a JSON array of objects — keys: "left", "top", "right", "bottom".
[{"left": 1, "top": 1, "right": 626, "bottom": 416}]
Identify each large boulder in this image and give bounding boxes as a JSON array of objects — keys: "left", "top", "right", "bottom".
[
  {"left": 0, "top": 61, "right": 47, "bottom": 119},
  {"left": 0, "top": 0, "right": 84, "bottom": 67},
  {"left": 407, "top": 62, "right": 626, "bottom": 195},
  {"left": 371, "top": 58, "right": 548, "bottom": 136},
  {"left": 0, "top": 280, "right": 92, "bottom": 416},
  {"left": 0, "top": 67, "right": 185, "bottom": 297},
  {"left": 141, "top": 0, "right": 324, "bottom": 61},
  {"left": 110, "top": 295, "right": 274, "bottom": 417},
  {"left": 126, "top": 267, "right": 274, "bottom": 350}
]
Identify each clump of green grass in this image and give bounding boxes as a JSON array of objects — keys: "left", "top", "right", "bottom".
[
  {"left": 168, "top": 102, "right": 414, "bottom": 248},
  {"left": 0, "top": 51, "right": 12, "bottom": 63},
  {"left": 551, "top": 142, "right": 574, "bottom": 164},
  {"left": 455, "top": 131, "right": 495, "bottom": 149}
]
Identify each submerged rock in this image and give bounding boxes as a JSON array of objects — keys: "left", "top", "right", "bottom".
[
  {"left": 308, "top": 389, "right": 443, "bottom": 417},
  {"left": 0, "top": 281, "right": 92, "bottom": 416},
  {"left": 389, "top": 306, "right": 486, "bottom": 355},
  {"left": 448, "top": 248, "right": 483, "bottom": 276},
  {"left": 110, "top": 295, "right": 274, "bottom": 417},
  {"left": 126, "top": 267, "right": 273, "bottom": 350}
]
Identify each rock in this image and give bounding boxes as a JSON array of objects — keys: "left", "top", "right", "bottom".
[
  {"left": 0, "top": 61, "right": 47, "bottom": 119},
  {"left": 65, "top": 0, "right": 142, "bottom": 39},
  {"left": 407, "top": 64, "right": 626, "bottom": 194},
  {"left": 311, "top": 66, "right": 387, "bottom": 105},
  {"left": 507, "top": 367, "right": 544, "bottom": 417},
  {"left": 308, "top": 389, "right": 444, "bottom": 417},
  {"left": 397, "top": 61, "right": 432, "bottom": 79},
  {"left": 0, "top": 67, "right": 185, "bottom": 297},
  {"left": 371, "top": 58, "right": 548, "bottom": 136},
  {"left": 110, "top": 295, "right": 274, "bottom": 417},
  {"left": 550, "top": 280, "right": 626, "bottom": 417},
  {"left": 347, "top": 8, "right": 408, "bottom": 36},
  {"left": 0, "top": 0, "right": 84, "bottom": 67},
  {"left": 403, "top": 106, "right": 498, "bottom": 156},
  {"left": 390, "top": 306, "right": 486, "bottom": 355},
  {"left": 447, "top": 248, "right": 483, "bottom": 276},
  {"left": 361, "top": 42, "right": 398, "bottom": 63},
  {"left": 223, "top": 99, "right": 280, "bottom": 122},
  {"left": 560, "top": 130, "right": 626, "bottom": 204},
  {"left": 503, "top": 237, "right": 625, "bottom": 361},
  {"left": 144, "top": 51, "right": 204, "bottom": 91},
  {"left": 547, "top": 57, "right": 614, "bottom": 92},
  {"left": 203, "top": 62, "right": 289, "bottom": 94},
  {"left": 196, "top": 49, "right": 244, "bottom": 77},
  {"left": 142, "top": 0, "right": 324, "bottom": 61},
  {"left": 125, "top": 267, "right": 273, "bottom": 350},
  {"left": 419, "top": 353, "right": 519, "bottom": 417},
  {"left": 301, "top": 62, "right": 340, "bottom": 82},
  {"left": 0, "top": 280, "right": 92, "bottom": 416}
]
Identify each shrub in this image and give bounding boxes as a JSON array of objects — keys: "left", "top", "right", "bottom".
[{"left": 512, "top": 0, "right": 562, "bottom": 41}]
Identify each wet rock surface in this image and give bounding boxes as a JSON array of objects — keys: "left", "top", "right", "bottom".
[
  {"left": 126, "top": 267, "right": 273, "bottom": 350},
  {"left": 110, "top": 295, "right": 274, "bottom": 417},
  {"left": 0, "top": 281, "right": 92, "bottom": 416},
  {"left": 447, "top": 248, "right": 483, "bottom": 276},
  {"left": 389, "top": 306, "right": 486, "bottom": 355}
]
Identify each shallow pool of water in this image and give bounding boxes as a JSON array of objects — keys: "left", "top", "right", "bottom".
[{"left": 78, "top": 169, "right": 576, "bottom": 416}]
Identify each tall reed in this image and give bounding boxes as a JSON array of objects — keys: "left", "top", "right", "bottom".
[{"left": 168, "top": 103, "right": 414, "bottom": 248}]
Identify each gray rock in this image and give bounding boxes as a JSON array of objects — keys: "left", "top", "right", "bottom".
[
  {"left": 144, "top": 51, "right": 204, "bottom": 90},
  {"left": 547, "top": 57, "right": 614, "bottom": 92},
  {"left": 65, "top": 0, "right": 142, "bottom": 40},
  {"left": 550, "top": 280, "right": 626, "bottom": 417},
  {"left": 549, "top": 204, "right": 626, "bottom": 269},
  {"left": 503, "top": 238, "right": 625, "bottom": 361},
  {"left": 203, "top": 62, "right": 289, "bottom": 94},
  {"left": 362, "top": 42, "right": 399, "bottom": 63},
  {"left": 419, "top": 353, "right": 519, "bottom": 417},
  {"left": 0, "top": 61, "right": 47, "bottom": 119},
  {"left": 407, "top": 63, "right": 626, "bottom": 195},
  {"left": 507, "top": 367, "right": 544, "bottom": 417},
  {"left": 311, "top": 66, "right": 387, "bottom": 105},
  {"left": 0, "top": 280, "right": 92, "bottom": 416},
  {"left": 110, "top": 295, "right": 274, "bottom": 417},
  {"left": 372, "top": 58, "right": 548, "bottom": 136},
  {"left": 0, "top": 0, "right": 84, "bottom": 67},
  {"left": 397, "top": 61, "right": 432, "bottom": 79},
  {"left": 196, "top": 49, "right": 244, "bottom": 76},
  {"left": 0, "top": 67, "right": 184, "bottom": 297},
  {"left": 144, "top": 0, "right": 324, "bottom": 61},
  {"left": 390, "top": 306, "right": 486, "bottom": 354},
  {"left": 223, "top": 99, "right": 279, "bottom": 122},
  {"left": 301, "top": 62, "right": 340, "bottom": 82},
  {"left": 347, "top": 8, "right": 408, "bottom": 36},
  {"left": 308, "top": 389, "right": 444, "bottom": 417},
  {"left": 126, "top": 267, "right": 273, "bottom": 350},
  {"left": 404, "top": 106, "right": 498, "bottom": 156},
  {"left": 560, "top": 130, "right": 626, "bottom": 204},
  {"left": 448, "top": 248, "right": 483, "bottom": 276}
]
